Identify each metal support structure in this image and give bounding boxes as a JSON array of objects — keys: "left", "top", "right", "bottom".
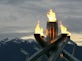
[
  {"left": 27, "top": 34, "right": 67, "bottom": 61},
  {"left": 48, "top": 37, "right": 68, "bottom": 61},
  {"left": 62, "top": 50, "right": 80, "bottom": 61},
  {"left": 34, "top": 34, "right": 47, "bottom": 47},
  {"left": 27, "top": 34, "right": 80, "bottom": 61}
]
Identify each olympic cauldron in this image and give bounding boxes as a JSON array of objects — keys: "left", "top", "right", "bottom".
[{"left": 27, "top": 9, "right": 80, "bottom": 61}]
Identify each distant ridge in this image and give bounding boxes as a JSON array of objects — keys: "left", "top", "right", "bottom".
[{"left": 0, "top": 38, "right": 82, "bottom": 61}]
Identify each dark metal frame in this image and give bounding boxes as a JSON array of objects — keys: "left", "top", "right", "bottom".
[{"left": 27, "top": 34, "right": 80, "bottom": 61}]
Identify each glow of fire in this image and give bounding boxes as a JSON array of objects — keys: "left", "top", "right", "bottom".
[
  {"left": 60, "top": 21, "right": 71, "bottom": 36},
  {"left": 47, "top": 9, "right": 57, "bottom": 22},
  {"left": 35, "top": 21, "right": 44, "bottom": 36}
]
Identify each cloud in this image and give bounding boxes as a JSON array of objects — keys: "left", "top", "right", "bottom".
[
  {"left": 71, "top": 33, "right": 82, "bottom": 46},
  {"left": 0, "top": 0, "right": 82, "bottom": 33}
]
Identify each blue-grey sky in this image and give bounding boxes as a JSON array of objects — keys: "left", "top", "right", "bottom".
[{"left": 0, "top": 0, "right": 82, "bottom": 33}]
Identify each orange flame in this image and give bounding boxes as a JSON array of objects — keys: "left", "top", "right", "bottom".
[
  {"left": 35, "top": 21, "right": 44, "bottom": 36},
  {"left": 60, "top": 21, "right": 71, "bottom": 36},
  {"left": 47, "top": 9, "right": 57, "bottom": 22}
]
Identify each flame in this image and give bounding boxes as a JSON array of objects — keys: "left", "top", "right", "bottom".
[
  {"left": 47, "top": 9, "right": 57, "bottom": 22},
  {"left": 35, "top": 21, "right": 44, "bottom": 36},
  {"left": 60, "top": 21, "right": 71, "bottom": 36}
]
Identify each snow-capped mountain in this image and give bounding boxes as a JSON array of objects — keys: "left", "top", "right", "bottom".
[{"left": 0, "top": 38, "right": 82, "bottom": 61}]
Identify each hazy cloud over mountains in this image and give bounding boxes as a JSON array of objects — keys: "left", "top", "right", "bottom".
[{"left": 0, "top": 0, "right": 82, "bottom": 33}]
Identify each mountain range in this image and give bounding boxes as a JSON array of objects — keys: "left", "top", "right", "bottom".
[{"left": 0, "top": 38, "right": 82, "bottom": 61}]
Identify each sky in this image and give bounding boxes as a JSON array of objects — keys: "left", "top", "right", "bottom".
[
  {"left": 0, "top": 0, "right": 82, "bottom": 45},
  {"left": 0, "top": 0, "right": 82, "bottom": 34}
]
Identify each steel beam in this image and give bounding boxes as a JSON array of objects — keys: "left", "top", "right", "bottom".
[
  {"left": 62, "top": 50, "right": 80, "bottom": 61},
  {"left": 27, "top": 34, "right": 67, "bottom": 61}
]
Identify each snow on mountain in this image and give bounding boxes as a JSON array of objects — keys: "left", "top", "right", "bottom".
[{"left": 0, "top": 36, "right": 82, "bottom": 61}]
